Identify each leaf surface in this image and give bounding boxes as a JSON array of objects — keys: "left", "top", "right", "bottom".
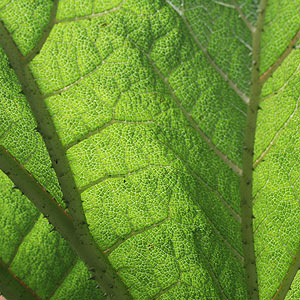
[
  {"left": 1, "top": 0, "right": 300, "bottom": 300},
  {"left": 0, "top": 170, "right": 105, "bottom": 299}
]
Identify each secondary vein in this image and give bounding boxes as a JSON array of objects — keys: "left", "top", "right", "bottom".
[
  {"left": 260, "top": 27, "right": 300, "bottom": 84},
  {"left": 231, "top": 0, "right": 255, "bottom": 33},
  {"left": 166, "top": 0, "right": 250, "bottom": 105}
]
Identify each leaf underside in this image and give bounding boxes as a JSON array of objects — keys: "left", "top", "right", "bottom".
[{"left": 0, "top": 0, "right": 300, "bottom": 300}]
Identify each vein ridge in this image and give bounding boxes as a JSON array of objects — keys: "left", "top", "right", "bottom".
[
  {"left": 0, "top": 260, "right": 39, "bottom": 300},
  {"left": 46, "top": 257, "right": 78, "bottom": 299},
  {"left": 0, "top": 21, "right": 133, "bottom": 300},
  {"left": 271, "top": 248, "right": 300, "bottom": 300},
  {"left": 54, "top": 4, "right": 124, "bottom": 23}
]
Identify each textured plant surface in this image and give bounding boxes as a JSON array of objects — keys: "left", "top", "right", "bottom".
[{"left": 1, "top": 0, "right": 300, "bottom": 299}]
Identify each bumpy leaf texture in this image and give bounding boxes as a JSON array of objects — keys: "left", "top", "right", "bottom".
[{"left": 0, "top": 0, "right": 300, "bottom": 299}]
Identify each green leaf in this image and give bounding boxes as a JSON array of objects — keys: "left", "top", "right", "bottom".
[
  {"left": 0, "top": 170, "right": 105, "bottom": 299},
  {"left": 1, "top": 0, "right": 300, "bottom": 299}
]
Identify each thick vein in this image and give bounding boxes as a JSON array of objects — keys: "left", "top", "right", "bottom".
[
  {"left": 0, "top": 260, "right": 39, "bottom": 300},
  {"left": 240, "top": 1, "right": 267, "bottom": 299},
  {"left": 260, "top": 28, "right": 300, "bottom": 84},
  {"left": 165, "top": 0, "right": 250, "bottom": 105},
  {"left": 253, "top": 100, "right": 299, "bottom": 169},
  {"left": 0, "top": 21, "right": 132, "bottom": 300},
  {"left": 0, "top": 145, "right": 130, "bottom": 300}
]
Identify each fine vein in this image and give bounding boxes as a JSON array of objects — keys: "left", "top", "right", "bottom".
[
  {"left": 23, "top": 0, "right": 59, "bottom": 64},
  {"left": 253, "top": 101, "right": 299, "bottom": 169},
  {"left": 231, "top": 0, "right": 255, "bottom": 33},
  {"left": 271, "top": 246, "right": 300, "bottom": 300},
  {"left": 54, "top": 4, "right": 123, "bottom": 23},
  {"left": 260, "top": 28, "right": 300, "bottom": 84},
  {"left": 46, "top": 258, "right": 78, "bottom": 299},
  {"left": 144, "top": 50, "right": 243, "bottom": 177},
  {"left": 165, "top": 0, "right": 250, "bottom": 105},
  {"left": 7, "top": 213, "right": 41, "bottom": 266}
]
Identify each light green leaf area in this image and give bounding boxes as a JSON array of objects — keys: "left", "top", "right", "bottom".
[
  {"left": 0, "top": 48, "right": 63, "bottom": 206},
  {"left": 260, "top": 0, "right": 300, "bottom": 74},
  {"left": 4, "top": 0, "right": 300, "bottom": 299},
  {"left": 0, "top": 171, "right": 39, "bottom": 264},
  {"left": 56, "top": 0, "right": 123, "bottom": 20},
  {"left": 10, "top": 215, "right": 76, "bottom": 299},
  {"left": 0, "top": 0, "right": 53, "bottom": 55},
  {"left": 253, "top": 49, "right": 300, "bottom": 299},
  {"left": 31, "top": 0, "right": 247, "bottom": 165},
  {"left": 29, "top": 0, "right": 248, "bottom": 299},
  {"left": 51, "top": 260, "right": 106, "bottom": 300},
  {"left": 0, "top": 170, "right": 105, "bottom": 299},
  {"left": 286, "top": 271, "right": 300, "bottom": 299},
  {"left": 169, "top": 0, "right": 259, "bottom": 24}
]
